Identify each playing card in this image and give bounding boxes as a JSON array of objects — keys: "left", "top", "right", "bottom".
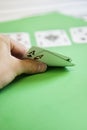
[
  {"left": 35, "top": 30, "right": 71, "bottom": 47},
  {"left": 33, "top": 50, "right": 73, "bottom": 67},
  {"left": 70, "top": 26, "right": 87, "bottom": 43},
  {"left": 1, "top": 32, "right": 31, "bottom": 49},
  {"left": 24, "top": 46, "right": 44, "bottom": 58},
  {"left": 25, "top": 46, "right": 74, "bottom": 67}
]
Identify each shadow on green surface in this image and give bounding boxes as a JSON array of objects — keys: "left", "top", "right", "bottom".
[{"left": 0, "top": 67, "right": 69, "bottom": 93}]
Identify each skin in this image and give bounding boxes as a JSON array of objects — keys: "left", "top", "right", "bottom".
[{"left": 0, "top": 35, "right": 47, "bottom": 89}]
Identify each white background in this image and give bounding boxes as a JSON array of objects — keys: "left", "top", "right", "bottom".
[{"left": 0, "top": 0, "right": 87, "bottom": 21}]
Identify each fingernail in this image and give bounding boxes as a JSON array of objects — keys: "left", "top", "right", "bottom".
[{"left": 38, "top": 63, "right": 47, "bottom": 72}]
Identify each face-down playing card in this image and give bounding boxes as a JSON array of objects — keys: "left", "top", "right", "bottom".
[{"left": 26, "top": 46, "right": 74, "bottom": 67}]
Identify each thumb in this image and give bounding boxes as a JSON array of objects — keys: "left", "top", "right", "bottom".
[{"left": 12, "top": 58, "right": 47, "bottom": 76}]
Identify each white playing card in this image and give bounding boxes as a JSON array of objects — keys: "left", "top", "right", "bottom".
[
  {"left": 70, "top": 26, "right": 87, "bottom": 43},
  {"left": 33, "top": 50, "right": 73, "bottom": 67},
  {"left": 26, "top": 46, "right": 74, "bottom": 67},
  {"left": 24, "top": 46, "right": 44, "bottom": 58},
  {"left": 1, "top": 32, "right": 31, "bottom": 49},
  {"left": 35, "top": 30, "right": 71, "bottom": 47}
]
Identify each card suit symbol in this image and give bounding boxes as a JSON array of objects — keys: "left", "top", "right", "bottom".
[
  {"left": 81, "top": 37, "right": 86, "bottom": 41},
  {"left": 27, "top": 50, "right": 35, "bottom": 57},
  {"left": 78, "top": 28, "right": 82, "bottom": 32},
  {"left": 17, "top": 34, "right": 21, "bottom": 37},
  {"left": 34, "top": 55, "right": 44, "bottom": 60},
  {"left": 45, "top": 34, "right": 58, "bottom": 42},
  {"left": 17, "top": 38, "right": 21, "bottom": 41}
]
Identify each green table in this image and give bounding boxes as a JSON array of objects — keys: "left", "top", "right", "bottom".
[{"left": 0, "top": 13, "right": 87, "bottom": 130}]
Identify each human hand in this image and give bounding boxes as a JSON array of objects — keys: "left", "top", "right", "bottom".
[{"left": 0, "top": 35, "right": 47, "bottom": 89}]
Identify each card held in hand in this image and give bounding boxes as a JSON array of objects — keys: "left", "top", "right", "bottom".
[{"left": 25, "top": 46, "right": 74, "bottom": 67}]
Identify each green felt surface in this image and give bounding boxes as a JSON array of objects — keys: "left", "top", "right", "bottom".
[{"left": 0, "top": 13, "right": 87, "bottom": 130}]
